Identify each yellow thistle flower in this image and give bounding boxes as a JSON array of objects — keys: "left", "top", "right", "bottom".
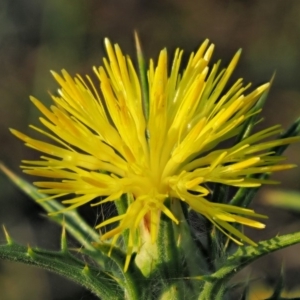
[{"left": 12, "top": 37, "right": 298, "bottom": 271}]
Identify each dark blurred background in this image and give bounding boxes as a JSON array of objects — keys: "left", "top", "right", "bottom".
[{"left": 1, "top": 0, "right": 300, "bottom": 299}]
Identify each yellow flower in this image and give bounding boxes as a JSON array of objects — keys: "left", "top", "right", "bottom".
[{"left": 12, "top": 38, "right": 297, "bottom": 271}]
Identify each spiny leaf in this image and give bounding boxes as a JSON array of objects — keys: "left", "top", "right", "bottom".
[
  {"left": 0, "top": 241, "right": 122, "bottom": 299},
  {"left": 198, "top": 231, "right": 300, "bottom": 299},
  {"left": 0, "top": 164, "right": 135, "bottom": 286}
]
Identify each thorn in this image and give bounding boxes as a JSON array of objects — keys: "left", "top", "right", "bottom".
[
  {"left": 27, "top": 244, "right": 35, "bottom": 258},
  {"left": 61, "top": 217, "right": 68, "bottom": 253},
  {"left": 0, "top": 163, "right": 16, "bottom": 182},
  {"left": 3, "top": 225, "right": 13, "bottom": 245},
  {"left": 134, "top": 31, "right": 142, "bottom": 56},
  {"left": 270, "top": 71, "right": 276, "bottom": 85},
  {"left": 82, "top": 265, "right": 90, "bottom": 276}
]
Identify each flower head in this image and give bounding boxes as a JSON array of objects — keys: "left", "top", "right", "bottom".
[{"left": 12, "top": 38, "right": 298, "bottom": 271}]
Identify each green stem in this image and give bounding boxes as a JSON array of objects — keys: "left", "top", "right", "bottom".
[
  {"left": 94, "top": 243, "right": 143, "bottom": 300},
  {"left": 155, "top": 200, "right": 185, "bottom": 300}
]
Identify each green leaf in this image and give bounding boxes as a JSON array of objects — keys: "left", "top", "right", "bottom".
[
  {"left": 0, "top": 233, "right": 122, "bottom": 299},
  {"left": 198, "top": 231, "right": 300, "bottom": 299}
]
